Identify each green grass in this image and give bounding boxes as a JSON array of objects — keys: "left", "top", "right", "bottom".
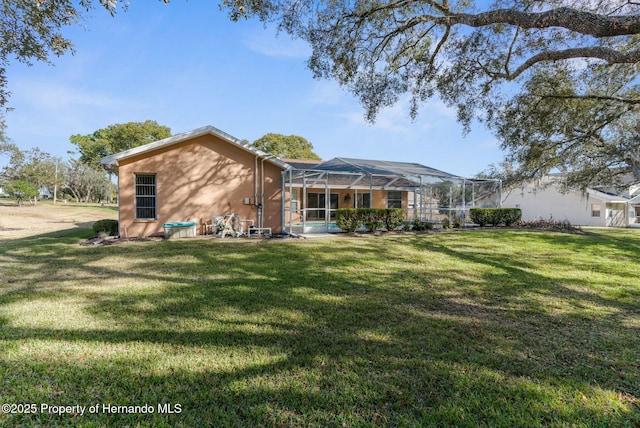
[{"left": 0, "top": 228, "right": 639, "bottom": 426}]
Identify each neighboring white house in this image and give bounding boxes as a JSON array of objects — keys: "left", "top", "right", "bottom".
[{"left": 502, "top": 176, "right": 640, "bottom": 227}]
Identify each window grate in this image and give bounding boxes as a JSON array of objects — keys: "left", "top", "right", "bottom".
[{"left": 135, "top": 174, "right": 156, "bottom": 220}]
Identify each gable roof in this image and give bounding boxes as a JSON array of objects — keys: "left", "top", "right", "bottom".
[
  {"left": 100, "top": 125, "right": 290, "bottom": 170},
  {"left": 587, "top": 187, "right": 630, "bottom": 203}
]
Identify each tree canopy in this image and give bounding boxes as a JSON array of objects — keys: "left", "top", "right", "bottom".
[
  {"left": 5, "top": 0, "right": 640, "bottom": 188},
  {"left": 70, "top": 120, "right": 171, "bottom": 168},
  {"left": 3, "top": 180, "right": 39, "bottom": 205},
  {"left": 221, "top": 0, "right": 640, "bottom": 187},
  {"left": 1, "top": 146, "right": 61, "bottom": 191},
  {"left": 251, "top": 133, "right": 322, "bottom": 160}
]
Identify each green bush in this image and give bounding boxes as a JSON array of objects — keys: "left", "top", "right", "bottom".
[
  {"left": 384, "top": 208, "right": 404, "bottom": 231},
  {"left": 470, "top": 208, "right": 522, "bottom": 226},
  {"left": 93, "top": 219, "right": 119, "bottom": 236},
  {"left": 412, "top": 219, "right": 434, "bottom": 231},
  {"left": 335, "top": 208, "right": 405, "bottom": 233},
  {"left": 360, "top": 209, "right": 384, "bottom": 232},
  {"left": 335, "top": 209, "right": 361, "bottom": 233},
  {"left": 413, "top": 220, "right": 426, "bottom": 231}
]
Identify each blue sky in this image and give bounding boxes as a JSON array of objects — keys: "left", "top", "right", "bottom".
[{"left": 4, "top": 1, "right": 504, "bottom": 177}]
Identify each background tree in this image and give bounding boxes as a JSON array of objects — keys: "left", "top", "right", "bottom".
[
  {"left": 1, "top": 147, "right": 63, "bottom": 203},
  {"left": 63, "top": 159, "right": 115, "bottom": 203},
  {"left": 493, "top": 64, "right": 640, "bottom": 189},
  {"left": 3, "top": 180, "right": 39, "bottom": 206},
  {"left": 70, "top": 120, "right": 171, "bottom": 169},
  {"left": 251, "top": 133, "right": 321, "bottom": 160},
  {"left": 222, "top": 0, "right": 640, "bottom": 187}
]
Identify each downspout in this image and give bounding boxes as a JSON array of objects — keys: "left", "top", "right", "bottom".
[
  {"left": 281, "top": 170, "right": 286, "bottom": 234},
  {"left": 116, "top": 163, "right": 121, "bottom": 237},
  {"left": 289, "top": 168, "right": 293, "bottom": 235},
  {"left": 260, "top": 156, "right": 265, "bottom": 234},
  {"left": 255, "top": 156, "right": 259, "bottom": 210},
  {"left": 260, "top": 155, "right": 275, "bottom": 234}
]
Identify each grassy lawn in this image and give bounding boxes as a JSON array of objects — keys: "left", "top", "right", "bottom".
[{"left": 0, "top": 227, "right": 639, "bottom": 426}]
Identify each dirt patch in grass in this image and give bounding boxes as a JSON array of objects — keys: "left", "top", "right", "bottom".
[{"left": 0, "top": 201, "right": 117, "bottom": 240}]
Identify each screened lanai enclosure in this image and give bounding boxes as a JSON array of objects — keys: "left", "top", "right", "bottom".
[{"left": 280, "top": 158, "right": 502, "bottom": 234}]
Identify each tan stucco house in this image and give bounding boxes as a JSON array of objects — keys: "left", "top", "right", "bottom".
[
  {"left": 100, "top": 126, "right": 288, "bottom": 237},
  {"left": 101, "top": 125, "right": 498, "bottom": 237}
]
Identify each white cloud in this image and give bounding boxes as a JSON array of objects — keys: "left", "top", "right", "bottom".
[
  {"left": 5, "top": 75, "right": 156, "bottom": 158},
  {"left": 307, "top": 80, "right": 347, "bottom": 106},
  {"left": 335, "top": 95, "right": 457, "bottom": 137},
  {"left": 12, "top": 78, "right": 142, "bottom": 111},
  {"left": 244, "top": 31, "right": 311, "bottom": 59}
]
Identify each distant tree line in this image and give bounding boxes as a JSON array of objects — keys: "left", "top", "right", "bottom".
[
  {"left": 1, "top": 118, "right": 321, "bottom": 206},
  {"left": 0, "top": 120, "right": 171, "bottom": 205}
]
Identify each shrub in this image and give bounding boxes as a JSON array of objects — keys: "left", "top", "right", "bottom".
[
  {"left": 360, "top": 209, "right": 384, "bottom": 232},
  {"left": 517, "top": 217, "right": 581, "bottom": 232},
  {"left": 93, "top": 219, "right": 119, "bottom": 236},
  {"left": 335, "top": 209, "right": 361, "bottom": 233},
  {"left": 413, "top": 220, "right": 427, "bottom": 231},
  {"left": 384, "top": 208, "right": 405, "bottom": 231},
  {"left": 335, "top": 208, "right": 405, "bottom": 233},
  {"left": 442, "top": 218, "right": 451, "bottom": 229},
  {"left": 470, "top": 208, "right": 522, "bottom": 226},
  {"left": 469, "top": 208, "right": 491, "bottom": 226},
  {"left": 413, "top": 219, "right": 434, "bottom": 231}
]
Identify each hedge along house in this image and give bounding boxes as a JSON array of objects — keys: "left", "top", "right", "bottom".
[{"left": 101, "top": 125, "right": 502, "bottom": 237}]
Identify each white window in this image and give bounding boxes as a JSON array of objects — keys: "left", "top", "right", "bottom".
[
  {"left": 135, "top": 174, "right": 156, "bottom": 220},
  {"left": 387, "top": 191, "right": 402, "bottom": 209},
  {"left": 591, "top": 203, "right": 601, "bottom": 217},
  {"left": 355, "top": 193, "right": 371, "bottom": 208}
]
